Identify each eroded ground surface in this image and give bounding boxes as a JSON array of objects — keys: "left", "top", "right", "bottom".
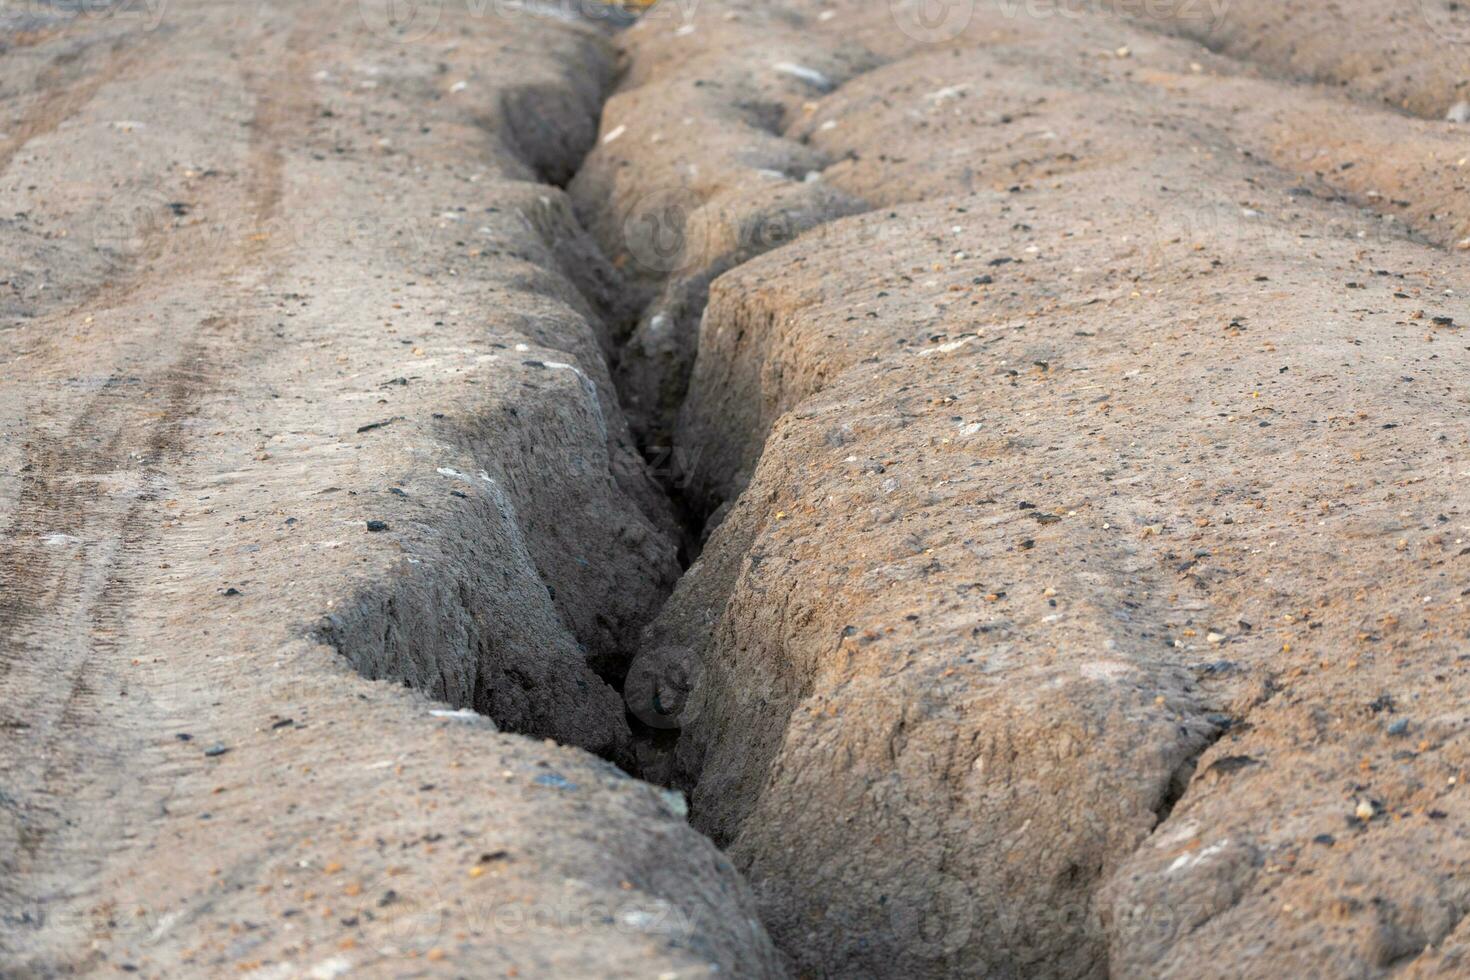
[
  {"left": 0, "top": 1, "right": 772, "bottom": 976},
  {"left": 4, "top": 0, "right": 1470, "bottom": 978}
]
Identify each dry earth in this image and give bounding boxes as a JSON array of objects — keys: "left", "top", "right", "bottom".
[{"left": 3, "top": 0, "right": 1470, "bottom": 978}]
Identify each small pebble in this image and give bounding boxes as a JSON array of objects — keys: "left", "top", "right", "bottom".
[{"left": 534, "top": 772, "right": 577, "bottom": 791}]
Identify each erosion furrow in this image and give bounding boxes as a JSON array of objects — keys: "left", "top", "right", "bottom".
[
  {"left": 7, "top": 1, "right": 1470, "bottom": 977},
  {"left": 0, "top": 2, "right": 782, "bottom": 976}
]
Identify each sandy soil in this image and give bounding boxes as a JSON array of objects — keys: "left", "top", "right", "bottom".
[
  {"left": 4, "top": 1, "right": 1470, "bottom": 978},
  {"left": 0, "top": 1, "right": 773, "bottom": 976}
]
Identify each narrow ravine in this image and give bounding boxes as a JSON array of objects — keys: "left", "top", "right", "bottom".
[
  {"left": 5, "top": 0, "right": 1460, "bottom": 975},
  {"left": 540, "top": 4, "right": 1470, "bottom": 979},
  {"left": 297, "top": 3, "right": 810, "bottom": 789},
  {"left": 0, "top": 4, "right": 792, "bottom": 976},
  {"left": 318, "top": 3, "right": 1470, "bottom": 977}
]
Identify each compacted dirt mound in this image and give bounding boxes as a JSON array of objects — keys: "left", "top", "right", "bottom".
[
  {"left": 595, "top": 2, "right": 1470, "bottom": 977},
  {"left": 0, "top": 1, "right": 777, "bottom": 975}
]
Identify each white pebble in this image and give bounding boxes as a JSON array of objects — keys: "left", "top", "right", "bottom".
[{"left": 773, "top": 62, "right": 833, "bottom": 92}]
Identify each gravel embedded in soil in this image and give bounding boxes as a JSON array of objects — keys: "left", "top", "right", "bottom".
[
  {"left": 0, "top": 2, "right": 775, "bottom": 976},
  {"left": 5, "top": 1, "right": 1470, "bottom": 978},
  {"left": 591, "top": 2, "right": 1470, "bottom": 976}
]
